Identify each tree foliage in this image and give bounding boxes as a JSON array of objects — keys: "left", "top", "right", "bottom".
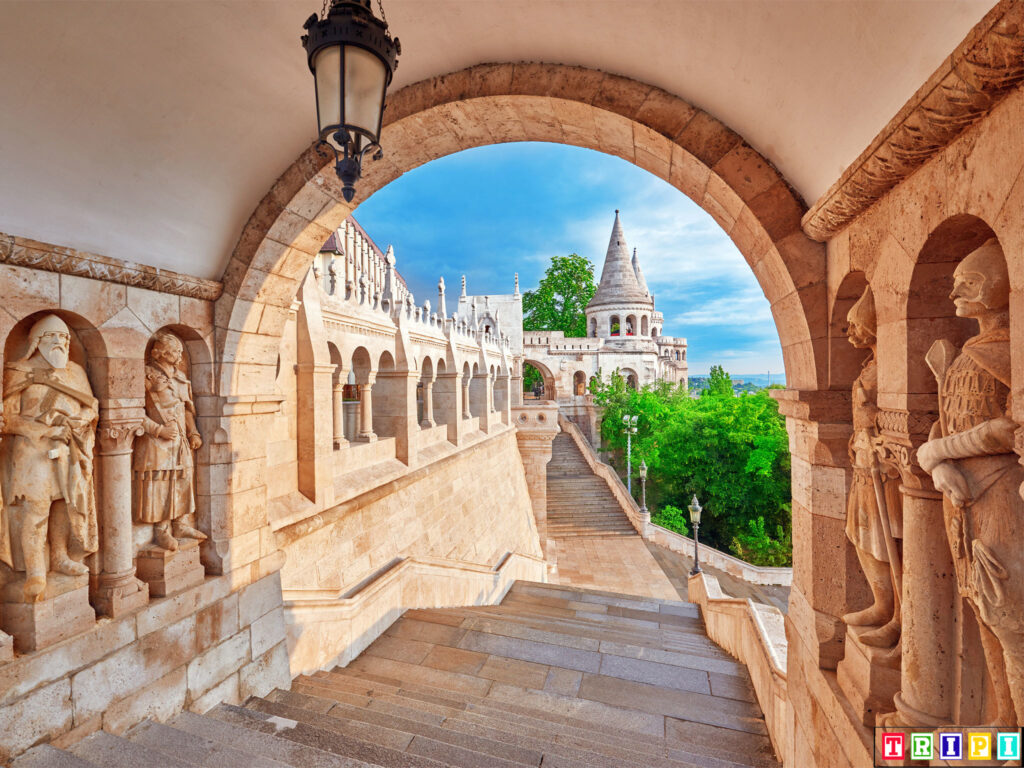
[
  {"left": 522, "top": 254, "right": 596, "bottom": 339},
  {"left": 592, "top": 369, "right": 791, "bottom": 565}
]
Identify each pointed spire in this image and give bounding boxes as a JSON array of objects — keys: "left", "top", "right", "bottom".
[
  {"left": 460, "top": 275, "right": 467, "bottom": 299},
  {"left": 632, "top": 247, "right": 650, "bottom": 296},
  {"left": 587, "top": 210, "right": 653, "bottom": 310},
  {"left": 437, "top": 276, "right": 447, "bottom": 318}
]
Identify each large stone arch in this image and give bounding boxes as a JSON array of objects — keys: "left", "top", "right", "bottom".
[{"left": 217, "top": 63, "right": 825, "bottom": 402}]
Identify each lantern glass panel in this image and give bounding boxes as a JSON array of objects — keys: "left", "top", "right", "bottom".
[
  {"left": 314, "top": 45, "right": 342, "bottom": 138},
  {"left": 344, "top": 44, "right": 386, "bottom": 140}
]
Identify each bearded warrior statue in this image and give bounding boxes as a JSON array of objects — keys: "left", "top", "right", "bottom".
[
  {"left": 133, "top": 332, "right": 206, "bottom": 551},
  {"left": 842, "top": 289, "right": 903, "bottom": 650},
  {"left": 917, "top": 239, "right": 1024, "bottom": 724},
  {"left": 0, "top": 315, "right": 99, "bottom": 600}
]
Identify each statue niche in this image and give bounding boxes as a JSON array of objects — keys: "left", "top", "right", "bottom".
[
  {"left": 132, "top": 330, "right": 207, "bottom": 597},
  {"left": 916, "top": 238, "right": 1024, "bottom": 725},
  {"left": 0, "top": 313, "right": 98, "bottom": 651},
  {"left": 836, "top": 287, "right": 904, "bottom": 725}
]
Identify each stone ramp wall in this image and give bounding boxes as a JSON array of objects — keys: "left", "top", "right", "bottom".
[{"left": 275, "top": 427, "right": 545, "bottom": 674}]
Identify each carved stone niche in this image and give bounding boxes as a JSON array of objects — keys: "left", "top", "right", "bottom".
[
  {"left": 131, "top": 329, "right": 207, "bottom": 597},
  {"left": 0, "top": 312, "right": 100, "bottom": 652}
]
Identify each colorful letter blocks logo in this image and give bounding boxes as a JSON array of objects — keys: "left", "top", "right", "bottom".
[
  {"left": 999, "top": 732, "right": 1021, "bottom": 761},
  {"left": 910, "top": 733, "right": 933, "bottom": 760},
  {"left": 940, "top": 732, "right": 963, "bottom": 760},
  {"left": 876, "top": 728, "right": 1022, "bottom": 766}
]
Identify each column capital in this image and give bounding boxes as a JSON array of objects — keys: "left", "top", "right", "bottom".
[{"left": 97, "top": 420, "right": 144, "bottom": 455}]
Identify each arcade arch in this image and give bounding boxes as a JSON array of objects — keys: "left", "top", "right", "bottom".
[{"left": 216, "top": 63, "right": 823, "bottom": 408}]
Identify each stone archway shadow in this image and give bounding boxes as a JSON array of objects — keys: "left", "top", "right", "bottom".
[{"left": 217, "top": 63, "right": 825, "bottom": 400}]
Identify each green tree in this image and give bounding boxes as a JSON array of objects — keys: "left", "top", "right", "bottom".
[
  {"left": 522, "top": 254, "right": 596, "bottom": 339},
  {"left": 591, "top": 367, "right": 791, "bottom": 565},
  {"left": 706, "top": 364, "right": 733, "bottom": 396}
]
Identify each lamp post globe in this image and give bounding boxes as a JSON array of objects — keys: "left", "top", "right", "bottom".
[
  {"left": 638, "top": 460, "right": 648, "bottom": 515},
  {"left": 302, "top": 0, "right": 401, "bottom": 202},
  {"left": 688, "top": 495, "right": 703, "bottom": 576}
]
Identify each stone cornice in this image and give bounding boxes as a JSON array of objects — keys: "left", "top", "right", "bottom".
[
  {"left": 0, "top": 232, "right": 223, "bottom": 301},
  {"left": 802, "top": 2, "right": 1024, "bottom": 242}
]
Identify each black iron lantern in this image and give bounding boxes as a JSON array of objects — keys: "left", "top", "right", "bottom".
[{"left": 302, "top": 0, "right": 400, "bottom": 202}]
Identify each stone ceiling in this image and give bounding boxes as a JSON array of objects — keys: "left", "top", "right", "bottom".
[{"left": 0, "top": 1, "right": 993, "bottom": 280}]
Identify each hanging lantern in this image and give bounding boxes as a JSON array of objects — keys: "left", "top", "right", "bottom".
[{"left": 302, "top": 0, "right": 400, "bottom": 202}]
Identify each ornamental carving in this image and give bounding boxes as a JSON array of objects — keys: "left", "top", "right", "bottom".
[
  {"left": 803, "top": 6, "right": 1024, "bottom": 241},
  {"left": 0, "top": 233, "right": 223, "bottom": 301}
]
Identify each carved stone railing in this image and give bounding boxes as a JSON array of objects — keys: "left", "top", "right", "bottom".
[
  {"left": 688, "top": 572, "right": 790, "bottom": 765},
  {"left": 282, "top": 551, "right": 547, "bottom": 674}
]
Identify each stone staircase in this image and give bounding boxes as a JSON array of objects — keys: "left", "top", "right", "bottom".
[
  {"left": 546, "top": 432, "right": 636, "bottom": 537},
  {"left": 14, "top": 581, "right": 778, "bottom": 768}
]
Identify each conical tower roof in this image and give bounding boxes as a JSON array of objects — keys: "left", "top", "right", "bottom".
[
  {"left": 632, "top": 248, "right": 650, "bottom": 296},
  {"left": 587, "top": 211, "right": 653, "bottom": 310}
]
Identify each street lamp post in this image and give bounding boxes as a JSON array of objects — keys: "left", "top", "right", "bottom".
[
  {"left": 688, "top": 495, "right": 703, "bottom": 576},
  {"left": 622, "top": 414, "right": 638, "bottom": 494},
  {"left": 638, "top": 460, "right": 648, "bottom": 515}
]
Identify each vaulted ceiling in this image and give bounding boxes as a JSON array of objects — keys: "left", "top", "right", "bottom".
[{"left": 0, "top": 1, "right": 993, "bottom": 280}]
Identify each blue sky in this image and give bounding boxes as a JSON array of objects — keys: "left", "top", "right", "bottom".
[{"left": 353, "top": 142, "right": 783, "bottom": 377}]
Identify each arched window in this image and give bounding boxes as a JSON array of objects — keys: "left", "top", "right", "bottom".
[
  {"left": 589, "top": 317, "right": 597, "bottom": 337},
  {"left": 641, "top": 315, "right": 649, "bottom": 335},
  {"left": 625, "top": 315, "right": 636, "bottom": 336},
  {"left": 573, "top": 371, "right": 586, "bottom": 396},
  {"left": 610, "top": 315, "right": 620, "bottom": 336}
]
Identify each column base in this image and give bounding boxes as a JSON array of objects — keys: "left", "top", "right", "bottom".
[
  {"left": 355, "top": 433, "right": 377, "bottom": 443},
  {"left": 836, "top": 625, "right": 900, "bottom": 726},
  {"left": 135, "top": 538, "right": 205, "bottom": 597},
  {"left": 1, "top": 572, "right": 95, "bottom": 653},
  {"left": 92, "top": 573, "right": 149, "bottom": 618}
]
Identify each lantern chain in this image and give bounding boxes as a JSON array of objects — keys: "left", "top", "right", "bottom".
[
  {"left": 321, "top": 0, "right": 328, "bottom": 19},
  {"left": 377, "top": 0, "right": 389, "bottom": 26}
]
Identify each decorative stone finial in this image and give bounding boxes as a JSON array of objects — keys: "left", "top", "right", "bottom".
[{"left": 460, "top": 275, "right": 467, "bottom": 298}]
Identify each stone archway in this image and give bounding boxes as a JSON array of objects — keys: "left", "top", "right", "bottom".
[
  {"left": 216, "top": 63, "right": 824, "bottom": 404},
  {"left": 523, "top": 359, "right": 557, "bottom": 400}
]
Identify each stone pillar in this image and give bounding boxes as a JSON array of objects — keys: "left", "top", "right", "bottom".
[
  {"left": 512, "top": 403, "right": 560, "bottom": 558},
  {"left": 435, "top": 372, "right": 464, "bottom": 446},
  {"left": 375, "top": 370, "right": 418, "bottom": 465},
  {"left": 357, "top": 376, "right": 377, "bottom": 442},
  {"left": 421, "top": 381, "right": 436, "bottom": 428},
  {"left": 332, "top": 376, "right": 347, "bottom": 449},
  {"left": 462, "top": 378, "right": 472, "bottom": 420},
  {"left": 884, "top": 483, "right": 955, "bottom": 727},
  {"left": 93, "top": 420, "right": 149, "bottom": 617}
]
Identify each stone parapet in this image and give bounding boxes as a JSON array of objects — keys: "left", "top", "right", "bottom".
[
  {"left": 283, "top": 551, "right": 546, "bottom": 675},
  {"left": 688, "top": 571, "right": 790, "bottom": 765}
]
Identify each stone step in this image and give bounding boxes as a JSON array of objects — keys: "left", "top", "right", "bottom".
[
  {"left": 73, "top": 730, "right": 194, "bottom": 767},
  {"left": 248, "top": 693, "right": 523, "bottom": 768},
  {"left": 294, "top": 675, "right": 705, "bottom": 768},
  {"left": 207, "top": 700, "right": 450, "bottom": 768},
  {"left": 268, "top": 686, "right": 544, "bottom": 767},
  {"left": 11, "top": 745, "right": 99, "bottom": 768},
  {"left": 307, "top": 671, "right": 700, "bottom": 768},
  {"left": 169, "top": 709, "right": 378, "bottom": 768},
  {"left": 127, "top": 719, "right": 297, "bottom": 767}
]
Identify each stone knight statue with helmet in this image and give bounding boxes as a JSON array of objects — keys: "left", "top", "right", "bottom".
[
  {"left": 0, "top": 314, "right": 99, "bottom": 601},
  {"left": 917, "top": 238, "right": 1024, "bottom": 724}
]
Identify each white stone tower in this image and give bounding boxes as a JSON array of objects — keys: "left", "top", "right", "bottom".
[{"left": 585, "top": 211, "right": 656, "bottom": 339}]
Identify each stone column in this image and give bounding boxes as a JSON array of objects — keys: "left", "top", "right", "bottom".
[
  {"left": 513, "top": 404, "right": 559, "bottom": 558},
  {"left": 435, "top": 372, "right": 464, "bottom": 446},
  {"left": 884, "top": 482, "right": 955, "bottom": 727},
  {"left": 333, "top": 378, "right": 347, "bottom": 448},
  {"left": 462, "top": 378, "right": 472, "bottom": 420},
  {"left": 421, "top": 381, "right": 436, "bottom": 428},
  {"left": 94, "top": 420, "right": 150, "bottom": 617},
  {"left": 357, "top": 375, "right": 377, "bottom": 442}
]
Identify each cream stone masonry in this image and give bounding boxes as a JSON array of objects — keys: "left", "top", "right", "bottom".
[{"left": 4, "top": 6, "right": 1024, "bottom": 767}]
